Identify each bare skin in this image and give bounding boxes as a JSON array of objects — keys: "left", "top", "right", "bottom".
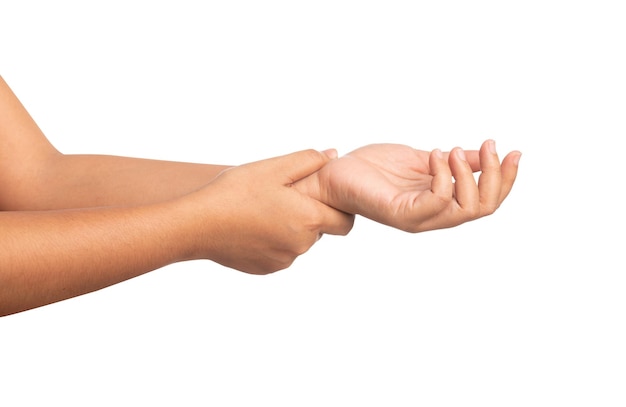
[
  {"left": 0, "top": 76, "right": 231, "bottom": 211},
  {"left": 0, "top": 76, "right": 353, "bottom": 316},
  {"left": 295, "top": 141, "right": 520, "bottom": 232},
  {"left": 0, "top": 75, "right": 520, "bottom": 316}
]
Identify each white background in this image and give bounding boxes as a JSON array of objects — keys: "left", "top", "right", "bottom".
[{"left": 1, "top": 1, "right": 624, "bottom": 406}]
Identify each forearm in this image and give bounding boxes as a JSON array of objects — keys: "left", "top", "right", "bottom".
[
  {"left": 0, "top": 198, "right": 204, "bottom": 316},
  {"left": 0, "top": 75, "right": 231, "bottom": 210},
  {"left": 21, "top": 153, "right": 231, "bottom": 210}
]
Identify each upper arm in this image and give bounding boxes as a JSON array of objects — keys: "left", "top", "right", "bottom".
[{"left": 0, "top": 75, "right": 60, "bottom": 210}]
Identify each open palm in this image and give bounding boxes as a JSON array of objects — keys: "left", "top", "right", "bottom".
[{"left": 298, "top": 141, "right": 520, "bottom": 233}]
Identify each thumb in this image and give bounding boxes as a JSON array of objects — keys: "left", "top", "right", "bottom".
[
  {"left": 321, "top": 148, "right": 338, "bottom": 159},
  {"left": 273, "top": 149, "right": 332, "bottom": 184}
]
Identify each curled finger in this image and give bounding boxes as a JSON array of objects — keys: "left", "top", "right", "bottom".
[
  {"left": 403, "top": 149, "right": 453, "bottom": 232},
  {"left": 449, "top": 147, "right": 480, "bottom": 219}
]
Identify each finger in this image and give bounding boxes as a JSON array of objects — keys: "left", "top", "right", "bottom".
[
  {"left": 449, "top": 147, "right": 480, "bottom": 218},
  {"left": 272, "top": 149, "right": 332, "bottom": 184},
  {"left": 321, "top": 148, "right": 339, "bottom": 159},
  {"left": 317, "top": 203, "right": 356, "bottom": 236},
  {"left": 405, "top": 149, "right": 453, "bottom": 229},
  {"left": 464, "top": 150, "right": 481, "bottom": 172},
  {"left": 496, "top": 150, "right": 522, "bottom": 204},
  {"left": 443, "top": 150, "right": 481, "bottom": 172},
  {"left": 429, "top": 149, "right": 454, "bottom": 201},
  {"left": 476, "top": 139, "right": 503, "bottom": 215}
]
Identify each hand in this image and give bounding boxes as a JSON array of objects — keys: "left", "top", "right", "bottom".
[
  {"left": 190, "top": 149, "right": 355, "bottom": 274},
  {"left": 295, "top": 140, "right": 520, "bottom": 233}
]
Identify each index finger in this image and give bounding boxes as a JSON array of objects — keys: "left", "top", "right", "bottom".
[
  {"left": 402, "top": 149, "right": 454, "bottom": 232},
  {"left": 257, "top": 149, "right": 332, "bottom": 185}
]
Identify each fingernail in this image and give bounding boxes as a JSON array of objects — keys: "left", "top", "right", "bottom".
[
  {"left": 322, "top": 148, "right": 338, "bottom": 159},
  {"left": 488, "top": 139, "right": 496, "bottom": 154},
  {"left": 433, "top": 148, "right": 443, "bottom": 159},
  {"left": 513, "top": 151, "right": 522, "bottom": 166},
  {"left": 456, "top": 148, "right": 466, "bottom": 161}
]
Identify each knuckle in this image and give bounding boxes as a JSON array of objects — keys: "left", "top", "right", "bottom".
[
  {"left": 271, "top": 261, "right": 292, "bottom": 274},
  {"left": 245, "top": 265, "right": 274, "bottom": 276},
  {"left": 482, "top": 206, "right": 496, "bottom": 216},
  {"left": 480, "top": 201, "right": 500, "bottom": 217},
  {"left": 461, "top": 202, "right": 481, "bottom": 219},
  {"left": 293, "top": 239, "right": 314, "bottom": 256},
  {"left": 340, "top": 216, "right": 356, "bottom": 235},
  {"left": 277, "top": 256, "right": 297, "bottom": 272},
  {"left": 301, "top": 148, "right": 325, "bottom": 164},
  {"left": 432, "top": 190, "right": 453, "bottom": 207},
  {"left": 403, "top": 224, "right": 423, "bottom": 233},
  {"left": 258, "top": 259, "right": 293, "bottom": 275},
  {"left": 282, "top": 232, "right": 315, "bottom": 258}
]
